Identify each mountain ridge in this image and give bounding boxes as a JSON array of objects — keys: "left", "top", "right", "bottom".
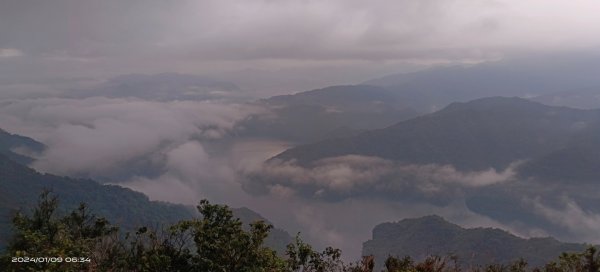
[
  {"left": 271, "top": 97, "right": 600, "bottom": 171},
  {"left": 363, "top": 215, "right": 588, "bottom": 270},
  {"left": 238, "top": 84, "right": 419, "bottom": 143},
  {"left": 0, "top": 152, "right": 292, "bottom": 252},
  {"left": 0, "top": 128, "right": 45, "bottom": 165}
]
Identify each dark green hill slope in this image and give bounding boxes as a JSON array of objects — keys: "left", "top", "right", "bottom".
[
  {"left": 0, "top": 153, "right": 194, "bottom": 247},
  {"left": 0, "top": 129, "right": 44, "bottom": 165},
  {"left": 273, "top": 97, "right": 600, "bottom": 171},
  {"left": 0, "top": 154, "right": 292, "bottom": 252},
  {"left": 363, "top": 216, "right": 587, "bottom": 270}
]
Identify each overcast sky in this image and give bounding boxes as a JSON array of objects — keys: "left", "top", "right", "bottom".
[{"left": 2, "top": 0, "right": 600, "bottom": 94}]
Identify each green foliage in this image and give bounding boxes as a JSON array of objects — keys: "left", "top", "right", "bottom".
[
  {"left": 284, "top": 234, "right": 346, "bottom": 272},
  {"left": 385, "top": 255, "right": 416, "bottom": 272},
  {"left": 0, "top": 191, "right": 338, "bottom": 272},
  {"left": 542, "top": 247, "right": 600, "bottom": 272},
  {"left": 1, "top": 190, "right": 118, "bottom": 271},
  {"left": 382, "top": 251, "right": 600, "bottom": 272},
  {"left": 384, "top": 255, "right": 460, "bottom": 272},
  {"left": 169, "top": 199, "right": 284, "bottom": 271},
  {"left": 3, "top": 190, "right": 600, "bottom": 272},
  {"left": 0, "top": 154, "right": 195, "bottom": 249}
]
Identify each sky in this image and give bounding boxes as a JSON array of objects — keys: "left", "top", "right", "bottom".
[
  {"left": 3, "top": 0, "right": 600, "bottom": 259},
  {"left": 2, "top": 0, "right": 600, "bottom": 94}
]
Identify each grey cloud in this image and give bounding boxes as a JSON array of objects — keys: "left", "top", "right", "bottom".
[
  {"left": 4, "top": 1, "right": 600, "bottom": 94},
  {"left": 3, "top": 0, "right": 600, "bottom": 71},
  {"left": 0, "top": 0, "right": 173, "bottom": 57}
]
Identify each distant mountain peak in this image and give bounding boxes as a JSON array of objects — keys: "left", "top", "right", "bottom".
[
  {"left": 372, "top": 215, "right": 462, "bottom": 241},
  {"left": 364, "top": 215, "right": 586, "bottom": 270}
]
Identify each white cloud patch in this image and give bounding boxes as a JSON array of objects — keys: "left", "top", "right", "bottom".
[
  {"left": 528, "top": 196, "right": 600, "bottom": 244},
  {"left": 243, "top": 155, "right": 518, "bottom": 201},
  {"left": 121, "top": 140, "right": 246, "bottom": 205},
  {"left": 0, "top": 97, "right": 262, "bottom": 177},
  {"left": 122, "top": 175, "right": 200, "bottom": 206},
  {"left": 0, "top": 48, "right": 23, "bottom": 58}
]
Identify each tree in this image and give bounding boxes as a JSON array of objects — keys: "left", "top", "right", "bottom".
[
  {"left": 1, "top": 190, "right": 117, "bottom": 271},
  {"left": 543, "top": 247, "right": 600, "bottom": 272},
  {"left": 1, "top": 192, "right": 286, "bottom": 271},
  {"left": 283, "top": 234, "right": 346, "bottom": 272},
  {"left": 9, "top": 190, "right": 599, "bottom": 272},
  {"left": 385, "top": 255, "right": 416, "bottom": 272},
  {"left": 173, "top": 199, "right": 284, "bottom": 271}
]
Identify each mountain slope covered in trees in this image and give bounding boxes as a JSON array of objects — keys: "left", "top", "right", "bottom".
[
  {"left": 272, "top": 97, "right": 600, "bottom": 172},
  {"left": 0, "top": 153, "right": 194, "bottom": 247},
  {"left": 0, "top": 153, "right": 292, "bottom": 252},
  {"left": 363, "top": 216, "right": 588, "bottom": 271},
  {"left": 0, "top": 129, "right": 44, "bottom": 165}
]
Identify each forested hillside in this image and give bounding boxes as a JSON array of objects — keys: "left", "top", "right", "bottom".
[
  {"left": 363, "top": 216, "right": 588, "bottom": 271},
  {"left": 272, "top": 97, "right": 600, "bottom": 171},
  {"left": 0, "top": 153, "right": 194, "bottom": 247},
  {"left": 0, "top": 154, "right": 291, "bottom": 252},
  {"left": 0, "top": 129, "right": 44, "bottom": 165}
]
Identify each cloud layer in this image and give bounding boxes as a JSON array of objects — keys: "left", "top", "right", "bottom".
[
  {"left": 4, "top": 0, "right": 600, "bottom": 62},
  {"left": 4, "top": 0, "right": 600, "bottom": 93},
  {"left": 242, "top": 155, "right": 518, "bottom": 203}
]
